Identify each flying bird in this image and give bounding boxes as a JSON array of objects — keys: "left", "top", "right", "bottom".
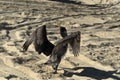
[
  {"left": 22, "top": 25, "right": 67, "bottom": 56},
  {"left": 45, "top": 29, "right": 81, "bottom": 73}
]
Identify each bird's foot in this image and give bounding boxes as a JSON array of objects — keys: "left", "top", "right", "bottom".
[
  {"left": 53, "top": 71, "right": 57, "bottom": 74},
  {"left": 43, "top": 62, "right": 48, "bottom": 65},
  {"left": 44, "top": 62, "right": 52, "bottom": 65}
]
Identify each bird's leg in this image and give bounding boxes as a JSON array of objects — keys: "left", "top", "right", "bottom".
[
  {"left": 52, "top": 64, "right": 58, "bottom": 74},
  {"left": 52, "top": 58, "right": 61, "bottom": 74}
]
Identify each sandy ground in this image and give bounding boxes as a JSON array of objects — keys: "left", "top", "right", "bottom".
[{"left": 0, "top": 0, "right": 120, "bottom": 80}]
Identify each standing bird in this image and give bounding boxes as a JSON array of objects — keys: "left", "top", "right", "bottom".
[
  {"left": 23, "top": 25, "right": 80, "bottom": 73},
  {"left": 22, "top": 25, "right": 67, "bottom": 56},
  {"left": 45, "top": 28, "right": 81, "bottom": 73}
]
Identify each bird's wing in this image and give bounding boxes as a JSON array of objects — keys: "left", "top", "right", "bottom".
[
  {"left": 69, "top": 31, "right": 81, "bottom": 56},
  {"left": 53, "top": 31, "right": 81, "bottom": 56},
  {"left": 35, "top": 27, "right": 44, "bottom": 45},
  {"left": 33, "top": 26, "right": 46, "bottom": 51},
  {"left": 23, "top": 31, "right": 35, "bottom": 51},
  {"left": 23, "top": 25, "right": 45, "bottom": 52}
]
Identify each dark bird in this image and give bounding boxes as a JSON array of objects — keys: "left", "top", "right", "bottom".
[
  {"left": 22, "top": 25, "right": 67, "bottom": 56},
  {"left": 45, "top": 28, "right": 81, "bottom": 73},
  {"left": 23, "top": 25, "right": 80, "bottom": 73}
]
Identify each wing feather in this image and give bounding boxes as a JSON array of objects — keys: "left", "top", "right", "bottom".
[
  {"left": 33, "top": 25, "right": 47, "bottom": 52},
  {"left": 36, "top": 27, "right": 44, "bottom": 45},
  {"left": 23, "top": 31, "right": 36, "bottom": 51},
  {"left": 53, "top": 31, "right": 81, "bottom": 56},
  {"left": 69, "top": 31, "right": 81, "bottom": 56},
  {"left": 23, "top": 25, "right": 46, "bottom": 52}
]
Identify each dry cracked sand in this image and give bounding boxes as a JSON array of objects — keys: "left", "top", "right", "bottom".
[{"left": 0, "top": 0, "right": 120, "bottom": 80}]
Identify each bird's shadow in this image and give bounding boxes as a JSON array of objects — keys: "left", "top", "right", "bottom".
[{"left": 63, "top": 67, "right": 120, "bottom": 80}]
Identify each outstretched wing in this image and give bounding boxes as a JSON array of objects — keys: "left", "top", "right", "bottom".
[
  {"left": 23, "top": 25, "right": 47, "bottom": 52},
  {"left": 34, "top": 25, "right": 55, "bottom": 55},
  {"left": 69, "top": 31, "right": 81, "bottom": 56},
  {"left": 33, "top": 27, "right": 44, "bottom": 51},
  {"left": 23, "top": 31, "right": 35, "bottom": 51},
  {"left": 53, "top": 31, "right": 81, "bottom": 56}
]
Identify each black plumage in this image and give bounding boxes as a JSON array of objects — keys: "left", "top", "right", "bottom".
[
  {"left": 23, "top": 25, "right": 81, "bottom": 73},
  {"left": 23, "top": 25, "right": 66, "bottom": 56},
  {"left": 45, "top": 28, "right": 81, "bottom": 73},
  {"left": 23, "top": 25, "right": 54, "bottom": 56}
]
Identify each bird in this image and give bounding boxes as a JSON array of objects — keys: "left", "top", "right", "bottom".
[
  {"left": 23, "top": 25, "right": 81, "bottom": 73},
  {"left": 45, "top": 28, "right": 81, "bottom": 74},
  {"left": 22, "top": 25, "right": 67, "bottom": 56}
]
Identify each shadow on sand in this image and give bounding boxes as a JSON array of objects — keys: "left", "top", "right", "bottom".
[
  {"left": 49, "top": 0, "right": 82, "bottom": 5},
  {"left": 0, "top": 22, "right": 15, "bottom": 30},
  {"left": 49, "top": 0, "right": 102, "bottom": 8},
  {"left": 49, "top": 0, "right": 113, "bottom": 10},
  {"left": 63, "top": 67, "right": 120, "bottom": 80}
]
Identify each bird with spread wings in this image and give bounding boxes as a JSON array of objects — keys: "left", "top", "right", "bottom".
[
  {"left": 45, "top": 28, "right": 81, "bottom": 73},
  {"left": 23, "top": 25, "right": 81, "bottom": 73},
  {"left": 23, "top": 25, "right": 67, "bottom": 56}
]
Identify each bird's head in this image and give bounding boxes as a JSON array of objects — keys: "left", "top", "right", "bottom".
[{"left": 60, "top": 27, "right": 67, "bottom": 38}]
